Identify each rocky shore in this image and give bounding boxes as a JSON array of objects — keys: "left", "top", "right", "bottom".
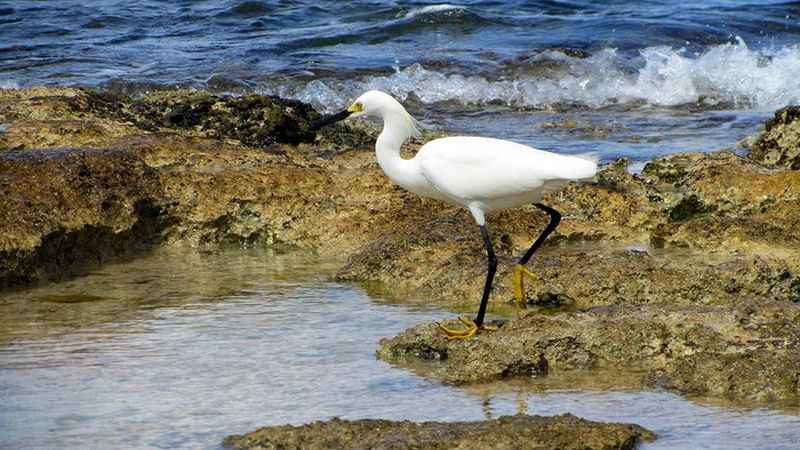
[
  {"left": 0, "top": 87, "right": 376, "bottom": 287},
  {"left": 2, "top": 86, "right": 799, "bottom": 446},
  {"left": 223, "top": 414, "right": 655, "bottom": 450}
]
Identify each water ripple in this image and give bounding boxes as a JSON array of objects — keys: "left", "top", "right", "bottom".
[{"left": 1, "top": 248, "right": 799, "bottom": 449}]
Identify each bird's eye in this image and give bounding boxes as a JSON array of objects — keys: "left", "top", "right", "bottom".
[{"left": 347, "top": 102, "right": 364, "bottom": 114}]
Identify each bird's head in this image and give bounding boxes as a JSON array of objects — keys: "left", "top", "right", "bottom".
[
  {"left": 310, "top": 90, "right": 420, "bottom": 140},
  {"left": 346, "top": 90, "right": 398, "bottom": 119}
]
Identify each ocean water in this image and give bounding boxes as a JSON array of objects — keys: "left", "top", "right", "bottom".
[{"left": 2, "top": 1, "right": 800, "bottom": 160}]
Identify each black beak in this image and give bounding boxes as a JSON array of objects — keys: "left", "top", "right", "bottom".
[{"left": 309, "top": 109, "right": 352, "bottom": 131}]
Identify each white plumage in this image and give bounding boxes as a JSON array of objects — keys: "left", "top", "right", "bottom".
[
  {"left": 417, "top": 136, "right": 596, "bottom": 221},
  {"left": 348, "top": 90, "right": 598, "bottom": 225},
  {"left": 318, "top": 89, "right": 599, "bottom": 338}
]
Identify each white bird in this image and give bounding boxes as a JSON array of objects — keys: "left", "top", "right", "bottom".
[{"left": 311, "top": 90, "right": 597, "bottom": 339}]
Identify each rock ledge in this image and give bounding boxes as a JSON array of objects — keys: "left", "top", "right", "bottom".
[{"left": 223, "top": 414, "right": 655, "bottom": 450}]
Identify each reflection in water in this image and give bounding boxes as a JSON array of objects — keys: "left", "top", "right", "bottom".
[
  {"left": 467, "top": 377, "right": 800, "bottom": 449},
  {"left": 1, "top": 248, "right": 799, "bottom": 449}
]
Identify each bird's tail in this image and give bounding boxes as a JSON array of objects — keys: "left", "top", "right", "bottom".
[{"left": 566, "top": 152, "right": 600, "bottom": 181}]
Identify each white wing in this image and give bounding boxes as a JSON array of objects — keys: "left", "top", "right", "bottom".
[{"left": 417, "top": 136, "right": 597, "bottom": 203}]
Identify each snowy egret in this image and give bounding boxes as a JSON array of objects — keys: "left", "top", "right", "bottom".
[{"left": 311, "top": 90, "right": 597, "bottom": 339}]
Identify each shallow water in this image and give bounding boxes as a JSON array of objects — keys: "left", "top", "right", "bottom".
[{"left": 1, "top": 248, "right": 799, "bottom": 449}]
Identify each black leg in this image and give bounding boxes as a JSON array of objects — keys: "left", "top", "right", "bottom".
[
  {"left": 518, "top": 203, "right": 561, "bottom": 266},
  {"left": 474, "top": 224, "right": 498, "bottom": 327}
]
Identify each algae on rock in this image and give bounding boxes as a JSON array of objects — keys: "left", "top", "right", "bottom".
[
  {"left": 0, "top": 87, "right": 374, "bottom": 150},
  {"left": 379, "top": 301, "right": 800, "bottom": 404},
  {"left": 223, "top": 414, "right": 655, "bottom": 450},
  {"left": 749, "top": 105, "right": 800, "bottom": 169}
]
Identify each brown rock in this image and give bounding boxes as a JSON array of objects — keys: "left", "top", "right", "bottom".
[
  {"left": 378, "top": 301, "right": 800, "bottom": 403},
  {"left": 223, "top": 414, "right": 655, "bottom": 450},
  {"left": 0, "top": 148, "right": 168, "bottom": 287},
  {"left": 749, "top": 105, "right": 800, "bottom": 169}
]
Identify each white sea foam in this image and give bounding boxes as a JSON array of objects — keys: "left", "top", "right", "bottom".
[
  {"left": 281, "top": 39, "right": 800, "bottom": 113},
  {"left": 402, "top": 4, "right": 467, "bottom": 19},
  {"left": 0, "top": 79, "right": 19, "bottom": 89},
  {"left": 292, "top": 79, "right": 346, "bottom": 110}
]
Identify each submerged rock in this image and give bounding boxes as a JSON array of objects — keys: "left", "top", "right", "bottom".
[
  {"left": 749, "top": 105, "right": 800, "bottom": 169},
  {"left": 223, "top": 414, "right": 655, "bottom": 450}
]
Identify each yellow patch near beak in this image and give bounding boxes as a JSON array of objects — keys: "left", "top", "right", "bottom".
[{"left": 347, "top": 102, "right": 364, "bottom": 113}]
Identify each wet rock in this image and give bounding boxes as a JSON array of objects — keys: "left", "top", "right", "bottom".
[
  {"left": 749, "top": 105, "right": 800, "bottom": 169},
  {"left": 0, "top": 87, "right": 373, "bottom": 150},
  {"left": 223, "top": 414, "right": 655, "bottom": 450},
  {"left": 0, "top": 88, "right": 147, "bottom": 150},
  {"left": 667, "top": 193, "right": 714, "bottom": 221},
  {"left": 548, "top": 47, "right": 591, "bottom": 59},
  {"left": 0, "top": 148, "right": 168, "bottom": 288},
  {"left": 641, "top": 157, "right": 689, "bottom": 186},
  {"left": 125, "top": 90, "right": 320, "bottom": 146},
  {"left": 379, "top": 302, "right": 800, "bottom": 403},
  {"left": 313, "top": 117, "right": 379, "bottom": 156},
  {"left": 0, "top": 87, "right": 384, "bottom": 288},
  {"left": 204, "top": 74, "right": 251, "bottom": 94},
  {"left": 339, "top": 232, "right": 800, "bottom": 313},
  {"left": 2, "top": 87, "right": 800, "bottom": 408},
  {"left": 2, "top": 88, "right": 799, "bottom": 299},
  {"left": 0, "top": 85, "right": 380, "bottom": 287}
]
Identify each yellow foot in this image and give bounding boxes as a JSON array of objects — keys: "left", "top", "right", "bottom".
[
  {"left": 513, "top": 264, "right": 541, "bottom": 310},
  {"left": 438, "top": 316, "right": 498, "bottom": 340}
]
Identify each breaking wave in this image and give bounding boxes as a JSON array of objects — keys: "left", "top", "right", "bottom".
[
  {"left": 272, "top": 39, "right": 800, "bottom": 113},
  {"left": 403, "top": 4, "right": 461, "bottom": 18},
  {"left": 401, "top": 4, "right": 476, "bottom": 21}
]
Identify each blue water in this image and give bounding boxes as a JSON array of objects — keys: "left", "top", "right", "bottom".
[{"left": 2, "top": 1, "right": 800, "bottom": 158}]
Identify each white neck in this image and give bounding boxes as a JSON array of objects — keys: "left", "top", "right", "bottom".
[{"left": 374, "top": 111, "right": 426, "bottom": 192}]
